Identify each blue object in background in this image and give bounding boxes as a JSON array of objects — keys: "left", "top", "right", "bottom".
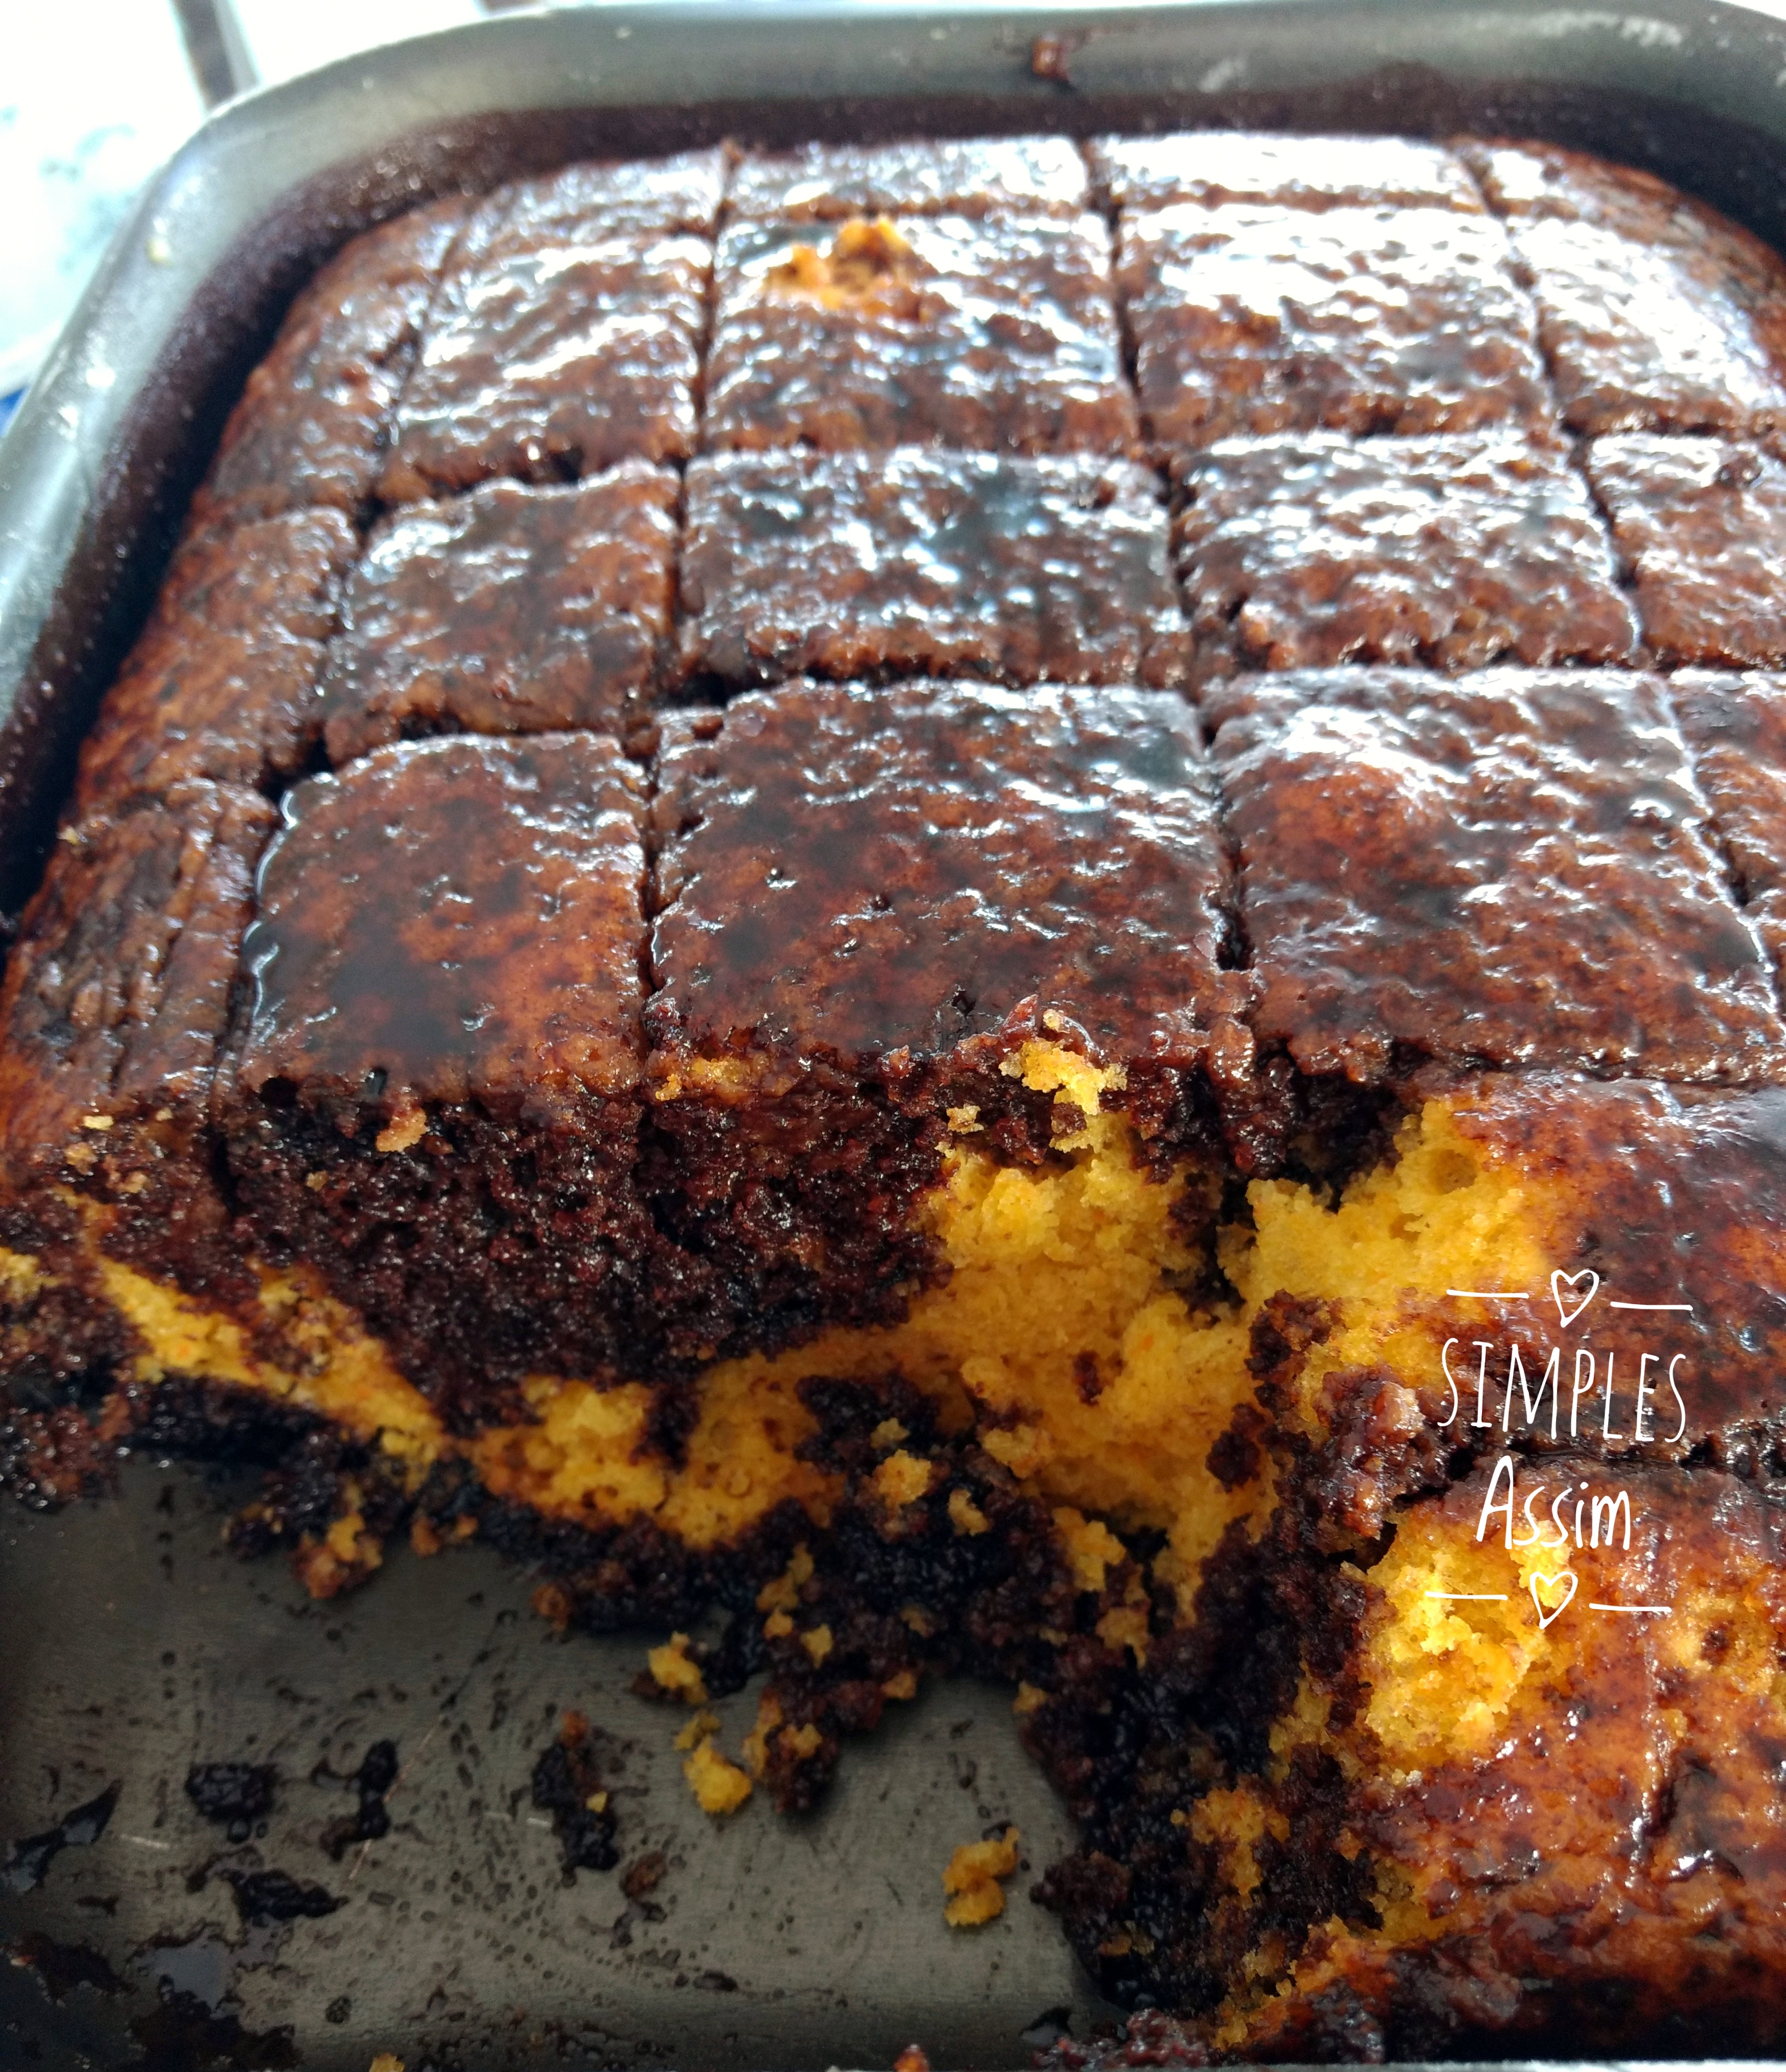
[
  {"left": 2, "top": 7, "right": 205, "bottom": 407},
  {"left": 0, "top": 392, "right": 21, "bottom": 436}
]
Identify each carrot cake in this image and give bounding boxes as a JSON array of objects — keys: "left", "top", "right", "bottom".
[{"left": 7, "top": 127, "right": 1786, "bottom": 2061}]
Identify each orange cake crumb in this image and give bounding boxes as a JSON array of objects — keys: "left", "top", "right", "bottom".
[{"left": 943, "top": 1829, "right": 1021, "bottom": 1926}]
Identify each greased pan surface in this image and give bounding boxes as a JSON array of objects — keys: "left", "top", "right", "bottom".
[{"left": 9, "top": 4, "right": 1786, "bottom": 2066}]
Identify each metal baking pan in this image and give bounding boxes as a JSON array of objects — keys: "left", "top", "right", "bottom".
[{"left": 10, "top": 2, "right": 1786, "bottom": 2064}]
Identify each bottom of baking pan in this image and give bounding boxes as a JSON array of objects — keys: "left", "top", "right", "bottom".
[{"left": 0, "top": 1456, "right": 1111, "bottom": 2070}]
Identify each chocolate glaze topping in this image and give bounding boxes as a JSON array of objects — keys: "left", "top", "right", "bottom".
[
  {"left": 1207, "top": 667, "right": 1784, "bottom": 1083},
  {"left": 650, "top": 678, "right": 1236, "bottom": 1066}
]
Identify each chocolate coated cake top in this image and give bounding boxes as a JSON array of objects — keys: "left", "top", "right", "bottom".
[
  {"left": 489, "top": 149, "right": 726, "bottom": 238},
  {"left": 380, "top": 205, "right": 706, "bottom": 499},
  {"left": 1511, "top": 217, "right": 1786, "bottom": 437},
  {"left": 728, "top": 135, "right": 1088, "bottom": 220},
  {"left": 75, "top": 508, "right": 356, "bottom": 813},
  {"left": 1119, "top": 201, "right": 1549, "bottom": 450},
  {"left": 1091, "top": 130, "right": 1481, "bottom": 213},
  {"left": 235, "top": 735, "right": 648, "bottom": 1112},
  {"left": 1448, "top": 1072, "right": 1786, "bottom": 1460},
  {"left": 1587, "top": 437, "right": 1786, "bottom": 667},
  {"left": 649, "top": 679, "right": 1236, "bottom": 1069},
  {"left": 1208, "top": 668, "right": 1784, "bottom": 1083},
  {"left": 320, "top": 466, "right": 678, "bottom": 763},
  {"left": 0, "top": 784, "right": 274, "bottom": 1178},
  {"left": 1672, "top": 671, "right": 1786, "bottom": 906},
  {"left": 192, "top": 195, "right": 469, "bottom": 529},
  {"left": 704, "top": 212, "right": 1135, "bottom": 455}
]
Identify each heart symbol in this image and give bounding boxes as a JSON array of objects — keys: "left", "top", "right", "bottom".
[
  {"left": 1528, "top": 1569, "right": 1578, "bottom": 1629},
  {"left": 1551, "top": 1268, "right": 1599, "bottom": 1330}
]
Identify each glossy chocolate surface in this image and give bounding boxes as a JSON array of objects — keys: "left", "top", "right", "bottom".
[
  {"left": 1672, "top": 670, "right": 1786, "bottom": 971},
  {"left": 1469, "top": 140, "right": 1786, "bottom": 436},
  {"left": 1119, "top": 201, "right": 1549, "bottom": 451},
  {"left": 1510, "top": 215, "right": 1786, "bottom": 436},
  {"left": 377, "top": 152, "right": 721, "bottom": 505},
  {"left": 728, "top": 135, "right": 1087, "bottom": 220},
  {"left": 679, "top": 451, "right": 1185, "bottom": 690},
  {"left": 320, "top": 466, "right": 678, "bottom": 762},
  {"left": 18, "top": 124, "right": 1786, "bottom": 2072},
  {"left": 1207, "top": 667, "right": 1783, "bottom": 1082},
  {"left": 1091, "top": 130, "right": 1481, "bottom": 212},
  {"left": 1440, "top": 1072, "right": 1786, "bottom": 1459},
  {"left": 190, "top": 197, "right": 468, "bottom": 529},
  {"left": 0, "top": 782, "right": 272, "bottom": 1180},
  {"left": 650, "top": 678, "right": 1233, "bottom": 1066},
  {"left": 1173, "top": 432, "right": 1638, "bottom": 687},
  {"left": 704, "top": 213, "right": 1135, "bottom": 454},
  {"left": 484, "top": 148, "right": 725, "bottom": 237},
  {"left": 235, "top": 735, "right": 646, "bottom": 1110},
  {"left": 1462, "top": 136, "right": 1705, "bottom": 230},
  {"left": 74, "top": 508, "right": 356, "bottom": 809},
  {"left": 379, "top": 210, "right": 706, "bottom": 498},
  {"left": 1588, "top": 437, "right": 1786, "bottom": 667}
]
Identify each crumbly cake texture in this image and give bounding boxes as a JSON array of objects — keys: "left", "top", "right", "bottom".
[
  {"left": 220, "top": 733, "right": 660, "bottom": 1428},
  {"left": 11, "top": 131, "right": 1786, "bottom": 2062},
  {"left": 1033, "top": 1071, "right": 1786, "bottom": 2059},
  {"left": 641, "top": 680, "right": 1248, "bottom": 1361},
  {"left": 678, "top": 452, "right": 1186, "bottom": 690},
  {"left": 0, "top": 782, "right": 275, "bottom": 1387}
]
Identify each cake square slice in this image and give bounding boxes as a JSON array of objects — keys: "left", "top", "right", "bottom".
[
  {"left": 189, "top": 196, "right": 470, "bottom": 528},
  {"left": 0, "top": 782, "right": 275, "bottom": 1322},
  {"left": 1506, "top": 215, "right": 1786, "bottom": 437},
  {"left": 490, "top": 149, "right": 726, "bottom": 238},
  {"left": 1206, "top": 667, "right": 1782, "bottom": 1082},
  {"left": 1173, "top": 432, "right": 1638, "bottom": 687},
  {"left": 1460, "top": 137, "right": 1703, "bottom": 231},
  {"left": 74, "top": 508, "right": 357, "bottom": 811},
  {"left": 644, "top": 677, "right": 1249, "bottom": 1350},
  {"left": 318, "top": 465, "right": 679, "bottom": 764},
  {"left": 1091, "top": 131, "right": 1481, "bottom": 213},
  {"left": 703, "top": 214, "right": 1135, "bottom": 454},
  {"left": 1118, "top": 202, "right": 1550, "bottom": 451},
  {"left": 219, "top": 735, "right": 655, "bottom": 1425},
  {"left": 1585, "top": 437, "right": 1786, "bottom": 667},
  {"left": 677, "top": 451, "right": 1186, "bottom": 691},
  {"left": 378, "top": 166, "right": 710, "bottom": 500},
  {"left": 1670, "top": 670, "right": 1786, "bottom": 969},
  {"left": 727, "top": 135, "right": 1088, "bottom": 220}
]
